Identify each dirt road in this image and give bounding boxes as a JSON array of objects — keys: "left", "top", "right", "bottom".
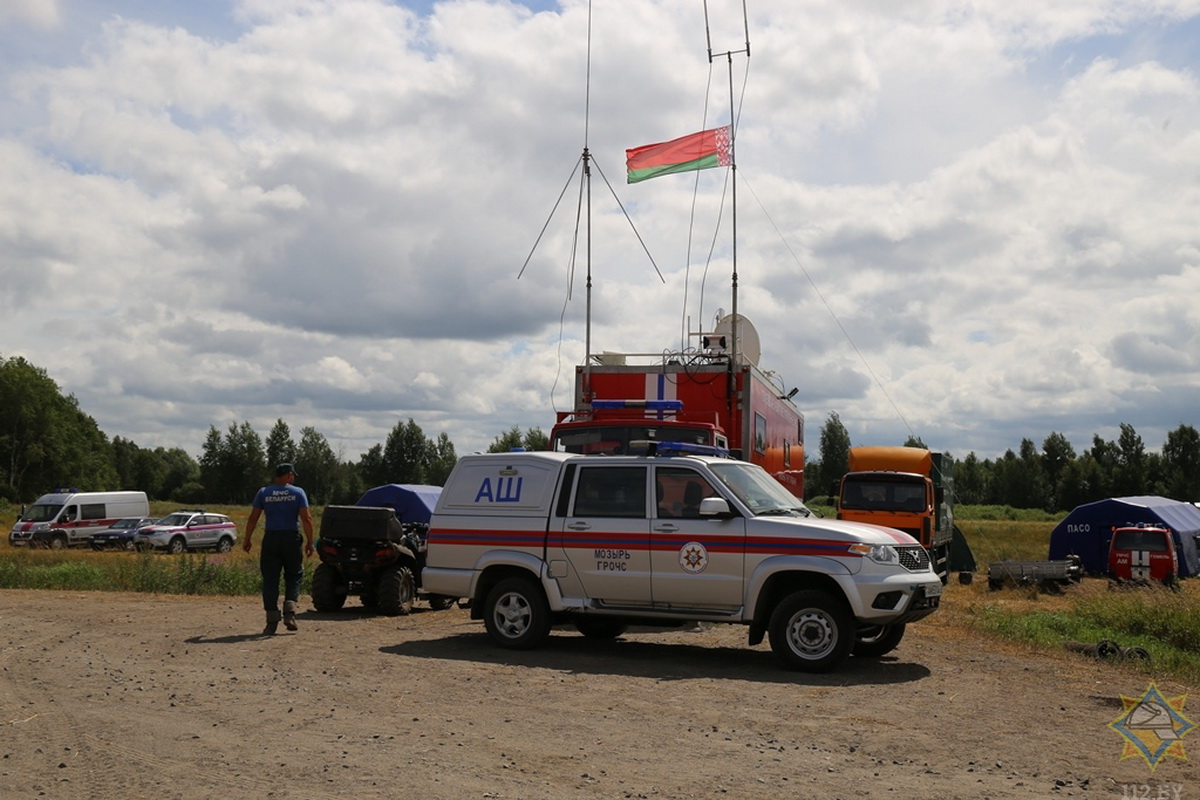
[{"left": 1, "top": 589, "right": 1196, "bottom": 799}]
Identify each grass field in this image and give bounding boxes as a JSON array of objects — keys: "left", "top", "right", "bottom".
[{"left": 2, "top": 502, "right": 1198, "bottom": 685}]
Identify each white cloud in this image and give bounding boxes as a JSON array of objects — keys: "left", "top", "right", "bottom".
[
  {"left": 0, "top": 0, "right": 61, "bottom": 29},
  {"left": 1, "top": 0, "right": 1199, "bottom": 467}
]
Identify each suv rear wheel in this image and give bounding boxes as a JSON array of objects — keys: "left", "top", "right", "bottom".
[
  {"left": 852, "top": 623, "right": 906, "bottom": 657},
  {"left": 216, "top": 537, "right": 234, "bottom": 554},
  {"left": 484, "top": 576, "right": 551, "bottom": 650},
  {"left": 767, "top": 590, "right": 853, "bottom": 672},
  {"left": 574, "top": 618, "right": 629, "bottom": 639}
]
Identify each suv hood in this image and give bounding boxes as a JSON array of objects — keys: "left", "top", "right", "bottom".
[{"left": 756, "top": 515, "right": 920, "bottom": 546}]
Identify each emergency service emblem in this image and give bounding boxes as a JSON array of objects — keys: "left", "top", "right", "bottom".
[
  {"left": 1108, "top": 682, "right": 1195, "bottom": 771},
  {"left": 679, "top": 541, "right": 709, "bottom": 574}
]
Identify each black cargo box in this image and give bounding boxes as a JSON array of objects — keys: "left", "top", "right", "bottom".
[{"left": 319, "top": 505, "right": 406, "bottom": 542}]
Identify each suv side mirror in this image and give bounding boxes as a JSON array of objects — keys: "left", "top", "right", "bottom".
[{"left": 698, "top": 497, "right": 735, "bottom": 518}]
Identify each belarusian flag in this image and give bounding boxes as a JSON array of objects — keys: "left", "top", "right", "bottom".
[{"left": 625, "top": 125, "right": 732, "bottom": 184}]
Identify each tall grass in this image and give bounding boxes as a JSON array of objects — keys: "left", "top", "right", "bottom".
[
  {"left": 948, "top": 520, "right": 1200, "bottom": 686},
  {"left": 0, "top": 500, "right": 325, "bottom": 596},
  {"left": 0, "top": 548, "right": 299, "bottom": 596}
]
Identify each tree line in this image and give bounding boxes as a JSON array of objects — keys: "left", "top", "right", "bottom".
[
  {"left": 805, "top": 412, "right": 1200, "bottom": 511},
  {"left": 0, "top": 355, "right": 547, "bottom": 506},
  {"left": 5, "top": 354, "right": 1198, "bottom": 512}
]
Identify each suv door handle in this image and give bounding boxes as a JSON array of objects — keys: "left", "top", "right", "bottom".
[
  {"left": 654, "top": 524, "right": 679, "bottom": 532},
  {"left": 566, "top": 522, "right": 591, "bottom": 531}
]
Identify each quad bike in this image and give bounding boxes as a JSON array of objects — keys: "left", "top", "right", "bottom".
[{"left": 312, "top": 504, "right": 457, "bottom": 616}]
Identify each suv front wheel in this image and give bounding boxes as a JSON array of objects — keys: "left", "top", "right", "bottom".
[{"left": 767, "top": 590, "right": 853, "bottom": 673}]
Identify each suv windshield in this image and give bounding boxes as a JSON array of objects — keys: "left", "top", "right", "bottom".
[
  {"left": 710, "top": 462, "right": 812, "bottom": 516},
  {"left": 155, "top": 513, "right": 193, "bottom": 526}
]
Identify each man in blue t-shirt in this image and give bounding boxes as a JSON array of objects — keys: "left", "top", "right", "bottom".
[{"left": 243, "top": 463, "right": 315, "bottom": 635}]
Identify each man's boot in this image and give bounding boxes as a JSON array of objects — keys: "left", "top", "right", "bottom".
[
  {"left": 283, "top": 600, "right": 298, "bottom": 632},
  {"left": 263, "top": 608, "right": 282, "bottom": 636}
]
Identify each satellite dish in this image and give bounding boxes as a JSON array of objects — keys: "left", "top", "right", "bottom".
[{"left": 712, "top": 314, "right": 761, "bottom": 367}]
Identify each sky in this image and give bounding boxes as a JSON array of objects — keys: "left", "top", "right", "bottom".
[{"left": 2, "top": 0, "right": 1200, "bottom": 466}]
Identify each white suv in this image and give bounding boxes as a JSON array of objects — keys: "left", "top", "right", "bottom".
[{"left": 135, "top": 510, "right": 238, "bottom": 554}]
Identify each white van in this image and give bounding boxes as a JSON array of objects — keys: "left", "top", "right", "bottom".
[{"left": 9, "top": 490, "right": 151, "bottom": 549}]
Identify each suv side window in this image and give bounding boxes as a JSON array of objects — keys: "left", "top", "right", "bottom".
[
  {"left": 655, "top": 467, "right": 719, "bottom": 518},
  {"left": 572, "top": 466, "right": 647, "bottom": 518}
]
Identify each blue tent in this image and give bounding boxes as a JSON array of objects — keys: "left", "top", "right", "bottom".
[
  {"left": 355, "top": 484, "right": 442, "bottom": 524},
  {"left": 1048, "top": 496, "right": 1200, "bottom": 577}
]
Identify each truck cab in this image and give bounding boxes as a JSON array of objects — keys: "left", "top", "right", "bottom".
[{"left": 836, "top": 446, "right": 954, "bottom": 581}]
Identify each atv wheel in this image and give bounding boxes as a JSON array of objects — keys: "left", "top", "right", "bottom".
[
  {"left": 377, "top": 564, "right": 416, "bottom": 616},
  {"left": 311, "top": 563, "right": 347, "bottom": 611},
  {"left": 427, "top": 594, "right": 458, "bottom": 611},
  {"left": 483, "top": 576, "right": 551, "bottom": 650},
  {"left": 852, "top": 623, "right": 906, "bottom": 658},
  {"left": 768, "top": 590, "right": 853, "bottom": 673}
]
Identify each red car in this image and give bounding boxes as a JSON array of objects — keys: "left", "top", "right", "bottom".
[{"left": 1108, "top": 525, "right": 1179, "bottom": 585}]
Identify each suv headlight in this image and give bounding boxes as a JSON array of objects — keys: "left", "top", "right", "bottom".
[{"left": 849, "top": 543, "right": 900, "bottom": 565}]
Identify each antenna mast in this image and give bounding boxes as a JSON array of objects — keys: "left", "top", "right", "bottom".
[
  {"left": 582, "top": 2, "right": 595, "bottom": 398},
  {"left": 704, "top": 0, "right": 751, "bottom": 397}
]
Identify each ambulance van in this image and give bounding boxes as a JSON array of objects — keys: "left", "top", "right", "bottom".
[{"left": 9, "top": 490, "right": 151, "bottom": 549}]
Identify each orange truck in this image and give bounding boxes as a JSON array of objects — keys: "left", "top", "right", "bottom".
[{"left": 836, "top": 446, "right": 954, "bottom": 581}]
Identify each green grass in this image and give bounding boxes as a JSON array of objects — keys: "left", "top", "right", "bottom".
[
  {"left": 0, "top": 500, "right": 325, "bottom": 597},
  {"left": 961, "top": 583, "right": 1200, "bottom": 685},
  {"left": 949, "top": 519, "right": 1200, "bottom": 686},
  {"left": 0, "top": 548, "right": 284, "bottom": 595}
]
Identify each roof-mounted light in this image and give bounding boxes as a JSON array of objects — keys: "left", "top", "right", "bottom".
[
  {"left": 590, "top": 399, "right": 684, "bottom": 412},
  {"left": 636, "top": 441, "right": 732, "bottom": 459}
]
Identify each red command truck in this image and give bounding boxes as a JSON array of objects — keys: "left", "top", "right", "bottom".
[
  {"left": 548, "top": 331, "right": 806, "bottom": 498},
  {"left": 836, "top": 446, "right": 954, "bottom": 582}
]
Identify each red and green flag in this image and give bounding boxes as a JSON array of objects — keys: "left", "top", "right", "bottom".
[{"left": 625, "top": 125, "right": 732, "bottom": 184}]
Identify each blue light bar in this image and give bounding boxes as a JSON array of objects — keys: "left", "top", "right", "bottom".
[
  {"left": 648, "top": 441, "right": 731, "bottom": 458},
  {"left": 590, "top": 399, "right": 684, "bottom": 411}
]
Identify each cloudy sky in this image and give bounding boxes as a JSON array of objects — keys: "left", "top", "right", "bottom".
[{"left": 2, "top": 0, "right": 1199, "bottom": 466}]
